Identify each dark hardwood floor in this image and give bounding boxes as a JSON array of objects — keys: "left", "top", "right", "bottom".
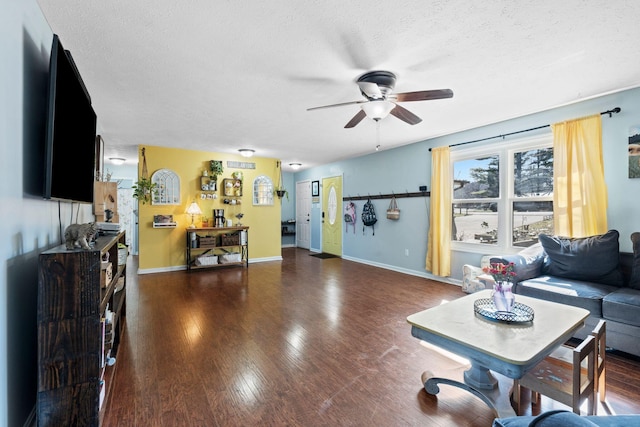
[{"left": 103, "top": 248, "right": 640, "bottom": 426}]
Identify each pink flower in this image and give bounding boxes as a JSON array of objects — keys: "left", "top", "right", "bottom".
[{"left": 483, "top": 262, "right": 516, "bottom": 284}]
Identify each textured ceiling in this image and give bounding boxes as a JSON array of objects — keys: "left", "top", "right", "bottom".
[{"left": 37, "top": 1, "right": 640, "bottom": 171}]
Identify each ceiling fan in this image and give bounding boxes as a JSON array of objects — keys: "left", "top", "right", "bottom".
[{"left": 307, "top": 70, "right": 453, "bottom": 128}]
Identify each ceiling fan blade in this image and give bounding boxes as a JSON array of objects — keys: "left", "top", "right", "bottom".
[
  {"left": 390, "top": 104, "right": 422, "bottom": 125},
  {"left": 344, "top": 110, "right": 367, "bottom": 128},
  {"left": 392, "top": 89, "right": 453, "bottom": 102},
  {"left": 307, "top": 100, "right": 364, "bottom": 111},
  {"left": 357, "top": 81, "right": 383, "bottom": 99}
]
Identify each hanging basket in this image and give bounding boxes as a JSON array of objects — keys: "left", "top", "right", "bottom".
[{"left": 276, "top": 190, "right": 287, "bottom": 199}]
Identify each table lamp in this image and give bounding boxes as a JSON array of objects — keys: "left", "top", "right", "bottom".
[{"left": 186, "top": 201, "right": 203, "bottom": 228}]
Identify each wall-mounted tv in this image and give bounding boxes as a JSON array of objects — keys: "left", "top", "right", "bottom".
[{"left": 43, "top": 34, "right": 97, "bottom": 204}]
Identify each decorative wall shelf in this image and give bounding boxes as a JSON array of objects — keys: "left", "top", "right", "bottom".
[
  {"left": 153, "top": 214, "right": 177, "bottom": 228},
  {"left": 222, "top": 178, "right": 243, "bottom": 197},
  {"left": 200, "top": 175, "right": 217, "bottom": 192},
  {"left": 152, "top": 223, "right": 177, "bottom": 228}
]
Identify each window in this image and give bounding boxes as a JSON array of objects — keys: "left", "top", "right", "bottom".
[{"left": 451, "top": 135, "right": 554, "bottom": 249}]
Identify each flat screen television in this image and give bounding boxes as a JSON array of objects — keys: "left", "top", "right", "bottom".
[{"left": 43, "top": 34, "right": 97, "bottom": 203}]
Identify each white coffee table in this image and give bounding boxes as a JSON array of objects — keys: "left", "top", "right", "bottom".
[{"left": 407, "top": 289, "right": 589, "bottom": 417}]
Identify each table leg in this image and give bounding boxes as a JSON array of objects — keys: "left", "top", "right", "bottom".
[
  {"left": 421, "top": 365, "right": 516, "bottom": 418},
  {"left": 463, "top": 362, "right": 498, "bottom": 390}
]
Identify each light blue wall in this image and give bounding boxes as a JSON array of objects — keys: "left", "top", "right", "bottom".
[
  {"left": 2, "top": 2, "right": 95, "bottom": 425},
  {"left": 280, "top": 171, "right": 295, "bottom": 246},
  {"left": 295, "top": 87, "right": 640, "bottom": 281},
  {"left": 295, "top": 143, "right": 432, "bottom": 274}
]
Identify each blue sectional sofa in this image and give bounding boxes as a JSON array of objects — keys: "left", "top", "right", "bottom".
[{"left": 491, "top": 230, "right": 640, "bottom": 357}]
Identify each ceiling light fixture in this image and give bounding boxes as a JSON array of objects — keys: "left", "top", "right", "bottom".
[
  {"left": 360, "top": 100, "right": 395, "bottom": 121},
  {"left": 109, "top": 157, "right": 126, "bottom": 165},
  {"left": 238, "top": 149, "right": 255, "bottom": 158},
  {"left": 289, "top": 163, "right": 302, "bottom": 170}
]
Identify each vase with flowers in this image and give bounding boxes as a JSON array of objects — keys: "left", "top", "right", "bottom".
[{"left": 483, "top": 262, "right": 516, "bottom": 313}]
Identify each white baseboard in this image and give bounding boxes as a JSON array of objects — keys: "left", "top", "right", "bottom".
[
  {"left": 341, "top": 255, "right": 461, "bottom": 287},
  {"left": 137, "top": 257, "right": 283, "bottom": 275}
]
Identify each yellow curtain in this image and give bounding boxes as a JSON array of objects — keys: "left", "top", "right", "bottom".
[
  {"left": 426, "top": 146, "right": 451, "bottom": 277},
  {"left": 551, "top": 114, "right": 608, "bottom": 237}
]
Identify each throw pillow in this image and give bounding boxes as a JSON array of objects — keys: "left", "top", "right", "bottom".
[
  {"left": 629, "top": 232, "right": 640, "bottom": 290},
  {"left": 462, "top": 264, "right": 487, "bottom": 293},
  {"left": 539, "top": 230, "right": 623, "bottom": 286}
]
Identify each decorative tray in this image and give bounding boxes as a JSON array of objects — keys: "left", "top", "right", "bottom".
[{"left": 474, "top": 298, "right": 534, "bottom": 324}]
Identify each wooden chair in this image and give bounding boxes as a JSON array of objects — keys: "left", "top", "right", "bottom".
[
  {"left": 518, "top": 320, "right": 607, "bottom": 414},
  {"left": 591, "top": 320, "right": 607, "bottom": 409},
  {"left": 513, "top": 334, "right": 597, "bottom": 415}
]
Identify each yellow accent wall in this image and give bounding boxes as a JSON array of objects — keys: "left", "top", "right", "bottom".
[{"left": 137, "top": 145, "right": 282, "bottom": 271}]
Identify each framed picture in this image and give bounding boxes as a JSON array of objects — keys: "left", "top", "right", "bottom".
[
  {"left": 629, "top": 125, "right": 640, "bottom": 178},
  {"left": 311, "top": 180, "right": 319, "bottom": 197}
]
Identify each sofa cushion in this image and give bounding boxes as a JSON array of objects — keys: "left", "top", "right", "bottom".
[
  {"left": 539, "top": 230, "right": 624, "bottom": 287},
  {"left": 516, "top": 276, "right": 620, "bottom": 316},
  {"left": 629, "top": 232, "right": 640, "bottom": 289},
  {"left": 603, "top": 288, "right": 640, "bottom": 327}
]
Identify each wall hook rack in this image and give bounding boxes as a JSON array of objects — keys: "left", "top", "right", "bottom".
[{"left": 343, "top": 191, "right": 429, "bottom": 202}]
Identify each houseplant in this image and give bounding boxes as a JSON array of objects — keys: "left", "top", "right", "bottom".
[
  {"left": 132, "top": 177, "right": 158, "bottom": 205},
  {"left": 210, "top": 160, "right": 224, "bottom": 181},
  {"left": 275, "top": 187, "right": 288, "bottom": 200}
]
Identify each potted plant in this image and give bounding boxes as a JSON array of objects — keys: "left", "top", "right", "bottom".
[
  {"left": 132, "top": 177, "right": 158, "bottom": 205},
  {"left": 210, "top": 160, "right": 224, "bottom": 181},
  {"left": 275, "top": 187, "right": 288, "bottom": 200}
]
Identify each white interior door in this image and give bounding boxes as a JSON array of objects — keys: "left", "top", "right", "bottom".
[{"left": 296, "top": 180, "right": 311, "bottom": 249}]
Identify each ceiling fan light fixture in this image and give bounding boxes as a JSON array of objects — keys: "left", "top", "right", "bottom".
[
  {"left": 360, "top": 100, "right": 395, "bottom": 121},
  {"left": 238, "top": 149, "right": 255, "bottom": 158}
]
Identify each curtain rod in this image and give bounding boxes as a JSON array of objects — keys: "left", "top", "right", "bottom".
[{"left": 429, "top": 107, "right": 621, "bottom": 151}]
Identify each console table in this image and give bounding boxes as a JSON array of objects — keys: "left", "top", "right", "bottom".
[{"left": 185, "top": 226, "right": 249, "bottom": 271}]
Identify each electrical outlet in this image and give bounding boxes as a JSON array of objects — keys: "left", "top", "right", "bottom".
[{"left": 405, "top": 249, "right": 409, "bottom": 256}]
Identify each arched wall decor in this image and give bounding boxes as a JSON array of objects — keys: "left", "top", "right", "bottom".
[
  {"left": 253, "top": 175, "right": 274, "bottom": 206},
  {"left": 151, "top": 168, "right": 181, "bottom": 205}
]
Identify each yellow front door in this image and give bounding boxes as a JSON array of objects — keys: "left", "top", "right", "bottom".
[{"left": 321, "top": 176, "right": 342, "bottom": 256}]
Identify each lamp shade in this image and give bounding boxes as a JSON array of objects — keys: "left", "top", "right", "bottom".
[
  {"left": 360, "top": 100, "right": 395, "bottom": 121},
  {"left": 186, "top": 202, "right": 203, "bottom": 215}
]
